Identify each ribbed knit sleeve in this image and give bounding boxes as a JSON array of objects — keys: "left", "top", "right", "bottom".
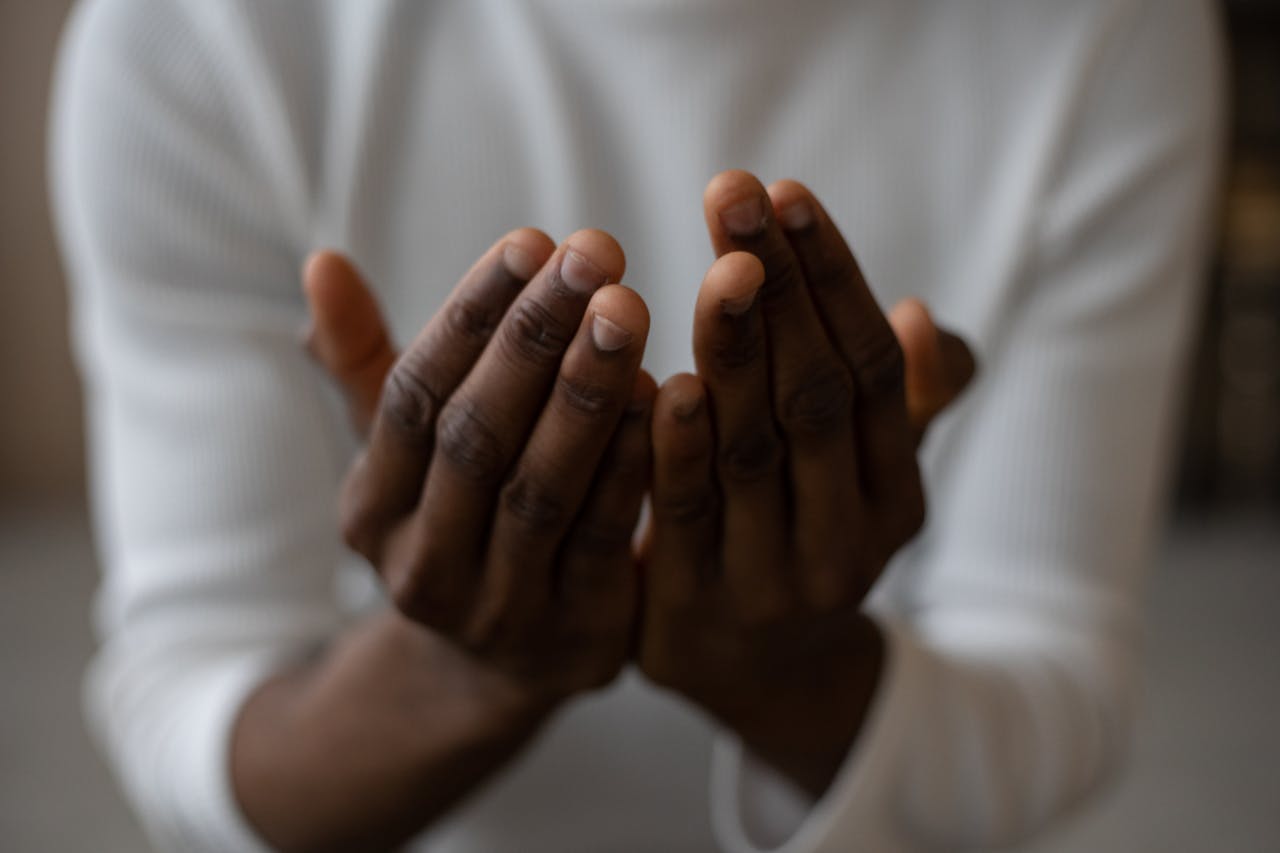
[
  {"left": 710, "top": 2, "right": 1224, "bottom": 850},
  {"left": 51, "top": 1, "right": 346, "bottom": 848}
]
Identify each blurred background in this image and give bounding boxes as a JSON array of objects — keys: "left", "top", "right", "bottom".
[{"left": 2, "top": 2, "right": 1277, "bottom": 850}]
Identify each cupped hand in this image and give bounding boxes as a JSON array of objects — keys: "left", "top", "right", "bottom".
[
  {"left": 639, "top": 171, "right": 975, "bottom": 795},
  {"left": 305, "top": 229, "right": 655, "bottom": 710}
]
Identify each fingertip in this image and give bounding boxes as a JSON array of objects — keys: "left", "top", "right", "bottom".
[
  {"left": 706, "top": 251, "right": 766, "bottom": 292},
  {"left": 589, "top": 284, "right": 651, "bottom": 348},
  {"left": 298, "top": 251, "right": 389, "bottom": 372},
  {"left": 704, "top": 169, "right": 766, "bottom": 208},
  {"left": 767, "top": 180, "right": 819, "bottom": 233},
  {"left": 502, "top": 228, "right": 557, "bottom": 281},
  {"left": 301, "top": 251, "right": 324, "bottom": 293},
  {"left": 659, "top": 371, "right": 704, "bottom": 395},
  {"left": 301, "top": 251, "right": 367, "bottom": 313},
  {"left": 765, "top": 178, "right": 811, "bottom": 205},
  {"left": 301, "top": 250, "right": 341, "bottom": 299},
  {"left": 564, "top": 228, "right": 627, "bottom": 283},
  {"left": 653, "top": 373, "right": 712, "bottom": 473},
  {"left": 656, "top": 372, "right": 707, "bottom": 424},
  {"left": 698, "top": 252, "right": 765, "bottom": 316},
  {"left": 901, "top": 296, "right": 934, "bottom": 326},
  {"left": 705, "top": 170, "right": 770, "bottom": 238},
  {"left": 889, "top": 297, "right": 938, "bottom": 350}
]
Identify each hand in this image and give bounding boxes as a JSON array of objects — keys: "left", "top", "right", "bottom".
[
  {"left": 306, "top": 229, "right": 655, "bottom": 711},
  {"left": 302, "top": 193, "right": 975, "bottom": 786},
  {"left": 639, "top": 171, "right": 975, "bottom": 796}
]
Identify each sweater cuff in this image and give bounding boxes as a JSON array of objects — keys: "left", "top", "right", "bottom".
[
  {"left": 710, "top": 617, "right": 925, "bottom": 853},
  {"left": 183, "top": 652, "right": 285, "bottom": 853},
  {"left": 86, "top": 644, "right": 291, "bottom": 853}
]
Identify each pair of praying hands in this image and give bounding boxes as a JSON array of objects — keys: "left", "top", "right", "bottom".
[{"left": 303, "top": 171, "right": 974, "bottom": 796}]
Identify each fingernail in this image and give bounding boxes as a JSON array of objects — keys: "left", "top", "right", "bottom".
[
  {"left": 719, "top": 197, "right": 767, "bottom": 237},
  {"left": 503, "top": 243, "right": 541, "bottom": 280},
  {"left": 592, "top": 313, "right": 633, "bottom": 352},
  {"left": 779, "top": 200, "right": 815, "bottom": 232},
  {"left": 561, "top": 249, "right": 608, "bottom": 294},
  {"left": 720, "top": 291, "right": 758, "bottom": 316},
  {"left": 672, "top": 394, "right": 704, "bottom": 423}
]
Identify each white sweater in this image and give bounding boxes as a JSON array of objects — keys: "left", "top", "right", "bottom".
[{"left": 51, "top": 1, "right": 1223, "bottom": 850}]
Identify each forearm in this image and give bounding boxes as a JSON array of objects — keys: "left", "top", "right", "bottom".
[{"left": 231, "top": 611, "right": 551, "bottom": 852}]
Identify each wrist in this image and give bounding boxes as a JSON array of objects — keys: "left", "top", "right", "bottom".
[
  {"left": 723, "top": 613, "right": 885, "bottom": 798},
  {"left": 360, "top": 612, "right": 557, "bottom": 748},
  {"left": 234, "top": 611, "right": 558, "bottom": 850}
]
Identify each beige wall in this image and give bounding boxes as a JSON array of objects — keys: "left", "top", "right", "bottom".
[{"left": 0, "top": 1, "right": 80, "bottom": 505}]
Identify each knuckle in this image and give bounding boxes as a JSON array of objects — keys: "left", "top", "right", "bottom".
[
  {"left": 718, "top": 427, "right": 783, "bottom": 484},
  {"left": 389, "top": 540, "right": 468, "bottom": 631},
  {"left": 711, "top": 318, "right": 766, "bottom": 373},
  {"left": 435, "top": 397, "right": 508, "bottom": 485},
  {"left": 502, "top": 298, "right": 573, "bottom": 367},
  {"left": 381, "top": 355, "right": 446, "bottom": 442},
  {"left": 852, "top": 331, "right": 906, "bottom": 398},
  {"left": 779, "top": 364, "right": 854, "bottom": 436},
  {"left": 501, "top": 470, "right": 571, "bottom": 532},
  {"left": 556, "top": 372, "right": 621, "bottom": 419},
  {"left": 654, "top": 485, "right": 719, "bottom": 526},
  {"left": 443, "top": 296, "right": 501, "bottom": 344}
]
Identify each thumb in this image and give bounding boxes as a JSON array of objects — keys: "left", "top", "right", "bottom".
[
  {"left": 888, "top": 298, "right": 977, "bottom": 445},
  {"left": 301, "top": 251, "right": 399, "bottom": 437}
]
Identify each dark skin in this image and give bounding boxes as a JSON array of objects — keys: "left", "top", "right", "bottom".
[
  {"left": 235, "top": 227, "right": 658, "bottom": 851},
  {"left": 642, "top": 172, "right": 952, "bottom": 796},
  {"left": 233, "top": 172, "right": 975, "bottom": 850}
]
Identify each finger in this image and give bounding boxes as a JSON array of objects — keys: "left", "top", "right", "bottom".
[
  {"left": 559, "top": 370, "right": 657, "bottom": 620},
  {"left": 887, "top": 298, "right": 977, "bottom": 443},
  {"left": 647, "top": 373, "right": 718, "bottom": 608},
  {"left": 471, "top": 284, "right": 648, "bottom": 634},
  {"left": 766, "top": 180, "right": 923, "bottom": 550},
  {"left": 339, "top": 229, "right": 555, "bottom": 563},
  {"left": 383, "top": 231, "right": 623, "bottom": 625},
  {"left": 688, "top": 253, "right": 796, "bottom": 614},
  {"left": 705, "top": 173, "right": 862, "bottom": 607},
  {"left": 302, "top": 252, "right": 397, "bottom": 437}
]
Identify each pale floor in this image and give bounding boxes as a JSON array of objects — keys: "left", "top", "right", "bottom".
[{"left": 1, "top": 505, "right": 1277, "bottom": 852}]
